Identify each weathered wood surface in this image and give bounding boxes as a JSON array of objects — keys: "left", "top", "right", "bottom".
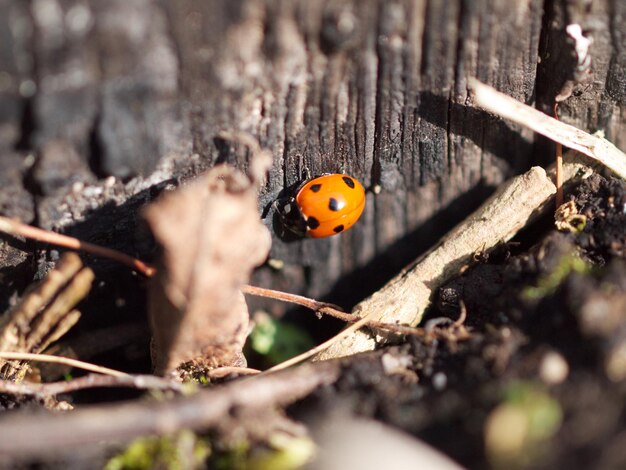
[{"left": 0, "top": 0, "right": 624, "bottom": 316}]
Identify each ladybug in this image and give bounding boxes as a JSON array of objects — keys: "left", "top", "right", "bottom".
[{"left": 275, "top": 174, "right": 366, "bottom": 238}]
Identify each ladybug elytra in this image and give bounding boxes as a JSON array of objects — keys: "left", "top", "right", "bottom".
[{"left": 275, "top": 174, "right": 366, "bottom": 238}]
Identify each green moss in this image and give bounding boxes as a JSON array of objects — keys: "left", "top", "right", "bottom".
[
  {"left": 503, "top": 381, "right": 563, "bottom": 440},
  {"left": 213, "top": 434, "right": 315, "bottom": 470},
  {"left": 105, "top": 431, "right": 210, "bottom": 470},
  {"left": 486, "top": 381, "right": 563, "bottom": 469},
  {"left": 246, "top": 434, "right": 315, "bottom": 470},
  {"left": 249, "top": 314, "right": 314, "bottom": 365},
  {"left": 523, "top": 253, "right": 591, "bottom": 300},
  {"left": 213, "top": 439, "right": 250, "bottom": 470}
]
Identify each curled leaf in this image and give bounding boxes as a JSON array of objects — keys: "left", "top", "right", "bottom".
[{"left": 144, "top": 164, "right": 271, "bottom": 376}]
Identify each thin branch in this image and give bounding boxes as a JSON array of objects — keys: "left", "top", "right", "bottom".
[
  {"left": 554, "top": 103, "right": 564, "bottom": 208},
  {"left": 469, "top": 78, "right": 626, "bottom": 179},
  {"left": 0, "top": 359, "right": 343, "bottom": 458},
  {"left": 315, "top": 158, "right": 592, "bottom": 361},
  {"left": 453, "top": 301, "right": 468, "bottom": 328},
  {"left": 267, "top": 310, "right": 379, "bottom": 372},
  {"left": 245, "top": 284, "right": 467, "bottom": 370},
  {"left": 241, "top": 285, "right": 344, "bottom": 313},
  {"left": 0, "top": 216, "right": 156, "bottom": 277},
  {"left": 207, "top": 366, "right": 261, "bottom": 379},
  {"left": 242, "top": 284, "right": 430, "bottom": 338},
  {"left": 0, "top": 352, "right": 129, "bottom": 378},
  {"left": 0, "top": 373, "right": 184, "bottom": 397}
]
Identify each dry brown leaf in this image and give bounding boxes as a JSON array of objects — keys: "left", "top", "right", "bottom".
[
  {"left": 144, "top": 164, "right": 271, "bottom": 376},
  {"left": 0, "top": 252, "right": 94, "bottom": 381}
]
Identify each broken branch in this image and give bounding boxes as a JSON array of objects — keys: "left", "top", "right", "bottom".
[
  {"left": 315, "top": 158, "right": 592, "bottom": 360},
  {"left": 0, "top": 373, "right": 184, "bottom": 397},
  {"left": 468, "top": 78, "right": 626, "bottom": 179},
  {"left": 0, "top": 352, "right": 129, "bottom": 378},
  {"left": 0, "top": 359, "right": 342, "bottom": 458},
  {"left": 0, "top": 216, "right": 156, "bottom": 277}
]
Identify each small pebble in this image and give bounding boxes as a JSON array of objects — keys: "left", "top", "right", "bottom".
[
  {"left": 432, "top": 372, "right": 447, "bottom": 391},
  {"left": 539, "top": 351, "right": 569, "bottom": 385},
  {"left": 606, "top": 342, "right": 626, "bottom": 382},
  {"left": 104, "top": 176, "right": 116, "bottom": 188},
  {"left": 381, "top": 353, "right": 412, "bottom": 375}
]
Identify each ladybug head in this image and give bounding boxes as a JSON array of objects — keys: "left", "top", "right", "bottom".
[{"left": 272, "top": 196, "right": 308, "bottom": 240}]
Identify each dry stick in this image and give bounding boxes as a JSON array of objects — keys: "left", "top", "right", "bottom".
[
  {"left": 0, "top": 359, "right": 342, "bottom": 458},
  {"left": 242, "top": 284, "right": 429, "bottom": 339},
  {"left": 245, "top": 285, "right": 467, "bottom": 372},
  {"left": 266, "top": 310, "right": 379, "bottom": 372},
  {"left": 207, "top": 366, "right": 261, "bottom": 379},
  {"left": 241, "top": 285, "right": 344, "bottom": 314},
  {"left": 554, "top": 103, "right": 564, "bottom": 208},
  {"left": 468, "top": 78, "right": 626, "bottom": 179},
  {"left": 0, "top": 352, "right": 129, "bottom": 378},
  {"left": 0, "top": 373, "right": 185, "bottom": 397},
  {"left": 0, "top": 216, "right": 157, "bottom": 277},
  {"left": 315, "top": 160, "right": 591, "bottom": 361}
]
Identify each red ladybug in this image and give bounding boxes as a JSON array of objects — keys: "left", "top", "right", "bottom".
[{"left": 276, "top": 174, "right": 366, "bottom": 238}]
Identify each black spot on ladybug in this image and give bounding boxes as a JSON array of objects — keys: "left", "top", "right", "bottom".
[
  {"left": 342, "top": 176, "right": 355, "bottom": 189},
  {"left": 310, "top": 184, "right": 322, "bottom": 193},
  {"left": 307, "top": 216, "right": 320, "bottom": 229},
  {"left": 328, "top": 197, "right": 341, "bottom": 211},
  {"left": 333, "top": 224, "right": 344, "bottom": 233}
]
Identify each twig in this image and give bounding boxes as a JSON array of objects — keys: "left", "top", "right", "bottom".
[
  {"left": 267, "top": 310, "right": 379, "bottom": 372},
  {"left": 245, "top": 283, "right": 466, "bottom": 370},
  {"left": 0, "top": 352, "right": 129, "bottom": 378},
  {"left": 207, "top": 366, "right": 261, "bottom": 379},
  {"left": 242, "top": 284, "right": 430, "bottom": 338},
  {"left": 0, "top": 359, "right": 343, "bottom": 458},
  {"left": 241, "top": 285, "right": 344, "bottom": 313},
  {"left": 454, "top": 301, "right": 467, "bottom": 327},
  {"left": 469, "top": 78, "right": 626, "bottom": 179},
  {"left": 315, "top": 158, "right": 592, "bottom": 361},
  {"left": 554, "top": 103, "right": 564, "bottom": 207},
  {"left": 0, "top": 373, "right": 184, "bottom": 397},
  {"left": 0, "top": 216, "right": 156, "bottom": 277}
]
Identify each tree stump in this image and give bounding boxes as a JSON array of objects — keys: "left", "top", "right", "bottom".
[{"left": 0, "top": 0, "right": 624, "bottom": 316}]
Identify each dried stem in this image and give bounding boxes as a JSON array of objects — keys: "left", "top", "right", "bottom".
[
  {"left": 0, "top": 373, "right": 185, "bottom": 397},
  {"left": 554, "top": 103, "right": 564, "bottom": 207},
  {"left": 207, "top": 366, "right": 261, "bottom": 378},
  {"left": 0, "top": 359, "right": 343, "bottom": 458},
  {"left": 0, "top": 253, "right": 95, "bottom": 381},
  {"left": 469, "top": 78, "right": 626, "bottom": 179},
  {"left": 0, "top": 216, "right": 156, "bottom": 277},
  {"left": 245, "top": 285, "right": 469, "bottom": 371},
  {"left": 242, "top": 284, "right": 431, "bottom": 338},
  {"left": 266, "top": 310, "right": 379, "bottom": 372},
  {"left": 0, "top": 352, "right": 129, "bottom": 378},
  {"left": 241, "top": 285, "right": 344, "bottom": 313}
]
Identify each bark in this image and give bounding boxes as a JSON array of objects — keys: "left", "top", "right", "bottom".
[{"left": 0, "top": 0, "right": 624, "bottom": 314}]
